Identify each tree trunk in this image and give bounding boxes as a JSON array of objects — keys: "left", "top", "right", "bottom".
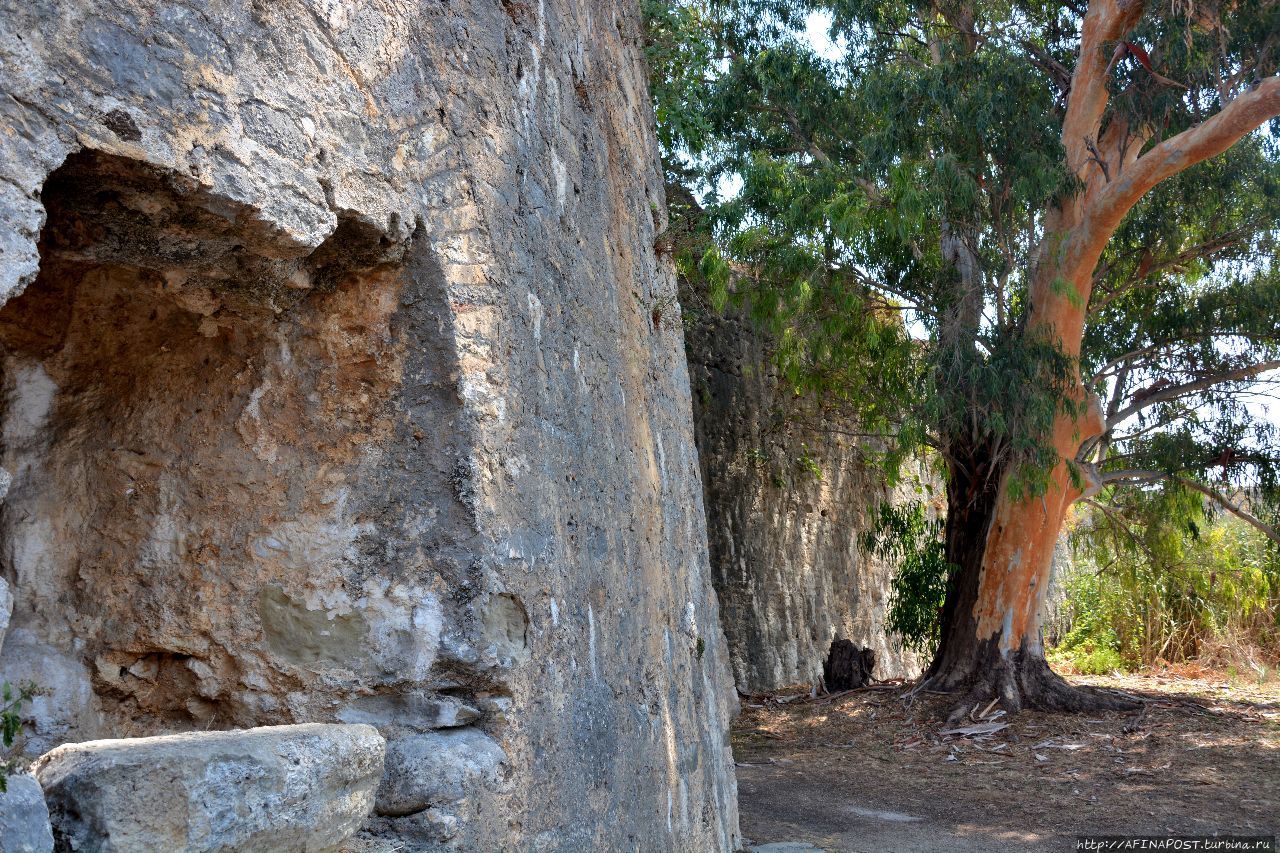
[
  {"left": 924, "top": 493, "right": 1142, "bottom": 716},
  {"left": 923, "top": 379, "right": 1139, "bottom": 719},
  {"left": 914, "top": 0, "right": 1280, "bottom": 720},
  {"left": 923, "top": 442, "right": 1002, "bottom": 692}
]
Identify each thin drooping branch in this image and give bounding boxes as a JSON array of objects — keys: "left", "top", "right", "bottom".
[
  {"left": 1088, "top": 225, "right": 1263, "bottom": 317},
  {"left": 1090, "top": 329, "right": 1280, "bottom": 384},
  {"left": 775, "top": 102, "right": 832, "bottom": 166},
  {"left": 1107, "top": 409, "right": 1193, "bottom": 444},
  {"left": 1019, "top": 38, "right": 1073, "bottom": 94},
  {"left": 1083, "top": 497, "right": 1160, "bottom": 559},
  {"left": 1099, "top": 469, "right": 1280, "bottom": 544},
  {"left": 1105, "top": 359, "right": 1280, "bottom": 428},
  {"left": 1090, "top": 341, "right": 1174, "bottom": 382}
]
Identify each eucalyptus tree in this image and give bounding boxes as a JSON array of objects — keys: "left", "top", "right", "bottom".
[{"left": 648, "top": 0, "right": 1280, "bottom": 713}]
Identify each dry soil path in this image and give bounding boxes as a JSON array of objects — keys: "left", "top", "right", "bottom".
[{"left": 735, "top": 673, "right": 1280, "bottom": 852}]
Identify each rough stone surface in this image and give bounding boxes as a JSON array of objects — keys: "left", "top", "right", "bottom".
[
  {"left": 1040, "top": 539, "right": 1076, "bottom": 646},
  {"left": 0, "top": 630, "right": 101, "bottom": 758},
  {"left": 375, "top": 728, "right": 506, "bottom": 818},
  {"left": 0, "top": 577, "right": 11, "bottom": 656},
  {"left": 0, "top": 1, "right": 739, "bottom": 849},
  {"left": 0, "top": 772, "right": 53, "bottom": 853},
  {"left": 683, "top": 283, "right": 924, "bottom": 694},
  {"left": 33, "top": 723, "right": 383, "bottom": 852},
  {"left": 337, "top": 692, "right": 481, "bottom": 733}
]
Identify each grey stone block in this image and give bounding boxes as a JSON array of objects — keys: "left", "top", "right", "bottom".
[{"left": 34, "top": 724, "right": 383, "bottom": 852}]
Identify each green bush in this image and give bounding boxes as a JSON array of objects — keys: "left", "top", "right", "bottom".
[
  {"left": 0, "top": 680, "right": 40, "bottom": 792},
  {"left": 1053, "top": 489, "right": 1280, "bottom": 674},
  {"left": 1054, "top": 644, "right": 1126, "bottom": 675},
  {"left": 862, "top": 499, "right": 951, "bottom": 657}
]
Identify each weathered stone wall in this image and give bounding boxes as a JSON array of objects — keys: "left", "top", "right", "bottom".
[
  {"left": 683, "top": 285, "right": 924, "bottom": 694},
  {"left": 0, "top": 2, "right": 739, "bottom": 849}
]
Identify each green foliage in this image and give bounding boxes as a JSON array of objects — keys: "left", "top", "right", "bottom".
[
  {"left": 1051, "top": 637, "right": 1127, "bottom": 676},
  {"left": 646, "top": 0, "right": 1280, "bottom": 624},
  {"left": 0, "top": 681, "right": 40, "bottom": 792},
  {"left": 1052, "top": 494, "right": 1280, "bottom": 674},
  {"left": 645, "top": 0, "right": 1112, "bottom": 487},
  {"left": 647, "top": 1, "right": 1280, "bottom": 681},
  {"left": 862, "top": 500, "right": 952, "bottom": 656},
  {"left": 1047, "top": 565, "right": 1132, "bottom": 674},
  {"left": 1082, "top": 135, "right": 1280, "bottom": 514},
  {"left": 796, "top": 443, "right": 823, "bottom": 480},
  {"left": 647, "top": 0, "right": 1280, "bottom": 504}
]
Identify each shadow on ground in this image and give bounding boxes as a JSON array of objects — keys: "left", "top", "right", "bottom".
[{"left": 734, "top": 674, "right": 1280, "bottom": 852}]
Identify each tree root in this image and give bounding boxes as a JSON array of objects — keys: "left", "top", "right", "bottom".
[{"left": 922, "top": 648, "right": 1144, "bottom": 722}]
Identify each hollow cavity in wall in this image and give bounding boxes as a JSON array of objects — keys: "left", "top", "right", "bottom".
[{"left": 0, "top": 149, "right": 416, "bottom": 745}]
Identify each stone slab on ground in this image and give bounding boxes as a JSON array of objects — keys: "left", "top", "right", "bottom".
[
  {"left": 33, "top": 723, "right": 383, "bottom": 852},
  {"left": 0, "top": 772, "right": 53, "bottom": 853}
]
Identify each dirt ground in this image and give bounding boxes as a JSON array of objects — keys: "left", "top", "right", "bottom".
[{"left": 733, "top": 671, "right": 1280, "bottom": 852}]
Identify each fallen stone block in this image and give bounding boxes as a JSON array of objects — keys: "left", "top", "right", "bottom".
[
  {"left": 375, "top": 728, "right": 505, "bottom": 817},
  {"left": 34, "top": 723, "right": 383, "bottom": 852},
  {"left": 0, "top": 772, "right": 53, "bottom": 853}
]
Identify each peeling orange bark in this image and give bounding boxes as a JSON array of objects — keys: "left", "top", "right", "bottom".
[
  {"left": 973, "top": 391, "right": 1103, "bottom": 652},
  {"left": 956, "top": 17, "right": 1280, "bottom": 690},
  {"left": 914, "top": 1, "right": 1280, "bottom": 716}
]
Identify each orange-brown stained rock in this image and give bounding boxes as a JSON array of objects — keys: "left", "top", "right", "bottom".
[{"left": 0, "top": 175, "right": 409, "bottom": 732}]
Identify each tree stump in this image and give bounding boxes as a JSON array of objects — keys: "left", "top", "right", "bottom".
[{"left": 823, "top": 639, "right": 875, "bottom": 691}]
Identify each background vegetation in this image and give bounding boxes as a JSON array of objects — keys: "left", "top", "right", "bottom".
[
  {"left": 645, "top": 0, "right": 1280, "bottom": 682},
  {"left": 1050, "top": 497, "right": 1280, "bottom": 678}
]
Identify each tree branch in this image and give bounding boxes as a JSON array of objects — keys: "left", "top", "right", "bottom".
[
  {"left": 1090, "top": 342, "right": 1169, "bottom": 382},
  {"left": 1060, "top": 0, "right": 1147, "bottom": 178},
  {"left": 1097, "top": 470, "right": 1280, "bottom": 544},
  {"left": 1082, "top": 497, "right": 1159, "bottom": 559},
  {"left": 1090, "top": 331, "right": 1280, "bottom": 384},
  {"left": 1019, "top": 39, "right": 1073, "bottom": 93},
  {"left": 1087, "top": 75, "right": 1280, "bottom": 232},
  {"left": 1106, "top": 359, "right": 1280, "bottom": 428},
  {"left": 1088, "top": 225, "right": 1261, "bottom": 317},
  {"left": 777, "top": 102, "right": 832, "bottom": 166}
]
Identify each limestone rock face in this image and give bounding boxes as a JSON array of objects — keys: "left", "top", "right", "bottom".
[
  {"left": 0, "top": 577, "right": 11, "bottom": 655},
  {"left": 683, "top": 282, "right": 925, "bottom": 694},
  {"left": 0, "top": 0, "right": 739, "bottom": 848},
  {"left": 0, "top": 773, "right": 54, "bottom": 853},
  {"left": 336, "top": 693, "right": 481, "bottom": 733},
  {"left": 375, "top": 728, "right": 506, "bottom": 818},
  {"left": 0, "top": 631, "right": 102, "bottom": 759},
  {"left": 33, "top": 724, "right": 383, "bottom": 852}
]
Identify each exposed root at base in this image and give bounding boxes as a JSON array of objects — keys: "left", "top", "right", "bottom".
[{"left": 920, "top": 658, "right": 1144, "bottom": 723}]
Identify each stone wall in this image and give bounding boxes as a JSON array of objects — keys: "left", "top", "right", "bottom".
[
  {"left": 683, "top": 283, "right": 924, "bottom": 694},
  {"left": 0, "top": 2, "right": 739, "bottom": 849}
]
